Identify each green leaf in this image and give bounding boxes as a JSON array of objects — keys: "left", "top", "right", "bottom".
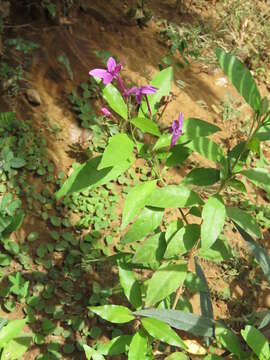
[
  {"left": 131, "top": 117, "right": 161, "bottom": 136},
  {"left": 118, "top": 261, "right": 142, "bottom": 309},
  {"left": 139, "top": 67, "right": 173, "bottom": 117},
  {"left": 182, "top": 168, "right": 220, "bottom": 186},
  {"left": 241, "top": 325, "right": 270, "bottom": 360},
  {"left": 89, "top": 305, "right": 135, "bottom": 324},
  {"left": 241, "top": 168, "right": 270, "bottom": 193},
  {"left": 83, "top": 345, "right": 105, "bottom": 360},
  {"left": 141, "top": 317, "right": 186, "bottom": 349},
  {"left": 55, "top": 155, "right": 134, "bottom": 199},
  {"left": 182, "top": 118, "right": 221, "bottom": 139},
  {"left": 257, "top": 126, "right": 270, "bottom": 142},
  {"left": 164, "top": 224, "right": 200, "bottom": 258},
  {"left": 97, "top": 335, "right": 132, "bottom": 355},
  {"left": 228, "top": 178, "right": 247, "bottom": 193},
  {"left": 136, "top": 309, "right": 215, "bottom": 337},
  {"left": 235, "top": 223, "right": 270, "bottom": 287},
  {"left": 128, "top": 330, "right": 149, "bottom": 360},
  {"left": 132, "top": 232, "right": 166, "bottom": 268},
  {"left": 186, "top": 137, "right": 225, "bottom": 163},
  {"left": 215, "top": 323, "right": 243, "bottom": 358},
  {"left": 214, "top": 48, "right": 261, "bottom": 113},
  {"left": 203, "top": 356, "right": 222, "bottom": 360},
  {"left": 166, "top": 145, "right": 192, "bottom": 167},
  {"left": 195, "top": 258, "right": 213, "bottom": 319},
  {"left": 201, "top": 195, "right": 226, "bottom": 249},
  {"left": 121, "top": 207, "right": 163, "bottom": 244},
  {"left": 184, "top": 272, "right": 208, "bottom": 293},
  {"left": 1, "top": 336, "right": 32, "bottom": 360},
  {"left": 0, "top": 319, "right": 26, "bottom": 348},
  {"left": 121, "top": 180, "right": 156, "bottom": 229},
  {"left": 198, "top": 238, "right": 232, "bottom": 262},
  {"left": 165, "top": 353, "right": 188, "bottom": 360},
  {"left": 226, "top": 207, "right": 261, "bottom": 238},
  {"left": 146, "top": 185, "right": 203, "bottom": 208},
  {"left": 98, "top": 134, "right": 134, "bottom": 170},
  {"left": 145, "top": 261, "right": 187, "bottom": 306},
  {"left": 103, "top": 83, "right": 127, "bottom": 120}
]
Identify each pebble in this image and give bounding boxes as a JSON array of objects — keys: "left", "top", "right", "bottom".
[
  {"left": 26, "top": 89, "right": 42, "bottom": 106},
  {"left": 215, "top": 77, "right": 228, "bottom": 87}
]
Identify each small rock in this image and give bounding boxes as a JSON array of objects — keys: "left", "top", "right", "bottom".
[
  {"left": 215, "top": 77, "right": 228, "bottom": 87},
  {"left": 26, "top": 89, "right": 42, "bottom": 106}
]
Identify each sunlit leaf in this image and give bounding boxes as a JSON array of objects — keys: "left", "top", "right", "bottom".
[
  {"left": 118, "top": 261, "right": 142, "bottom": 309},
  {"left": 89, "top": 305, "right": 134, "bottom": 324},
  {"left": 103, "top": 83, "right": 127, "bottom": 120},
  {"left": 227, "top": 207, "right": 261, "bottom": 238},
  {"left": 128, "top": 330, "right": 149, "bottom": 360},
  {"left": 97, "top": 335, "right": 132, "bottom": 356},
  {"left": 214, "top": 48, "right": 261, "bottom": 112},
  {"left": 131, "top": 117, "right": 161, "bottom": 136},
  {"left": 182, "top": 168, "right": 220, "bottom": 186},
  {"left": 241, "top": 325, "right": 270, "bottom": 360},
  {"left": 141, "top": 317, "right": 187, "bottom": 349},
  {"left": 145, "top": 261, "right": 187, "bottom": 306}
]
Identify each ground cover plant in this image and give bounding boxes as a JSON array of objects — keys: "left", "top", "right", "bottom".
[{"left": 1, "top": 1, "right": 270, "bottom": 359}]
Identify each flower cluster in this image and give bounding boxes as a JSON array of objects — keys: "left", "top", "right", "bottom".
[{"left": 89, "top": 56, "right": 184, "bottom": 147}]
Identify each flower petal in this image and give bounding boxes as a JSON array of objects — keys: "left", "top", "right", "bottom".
[
  {"left": 140, "top": 85, "right": 158, "bottom": 94},
  {"left": 170, "top": 132, "right": 179, "bottom": 148},
  {"left": 107, "top": 57, "right": 116, "bottom": 72},
  {"left": 178, "top": 112, "right": 184, "bottom": 130},
  {"left": 102, "top": 73, "right": 114, "bottom": 84},
  {"left": 126, "top": 86, "right": 139, "bottom": 96},
  {"left": 114, "top": 63, "right": 122, "bottom": 75},
  {"left": 101, "top": 107, "right": 112, "bottom": 118},
  {"left": 89, "top": 69, "right": 108, "bottom": 79},
  {"left": 136, "top": 93, "right": 143, "bottom": 104}
]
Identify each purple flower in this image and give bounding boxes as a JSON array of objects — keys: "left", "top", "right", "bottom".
[
  {"left": 127, "top": 85, "right": 158, "bottom": 118},
  {"left": 127, "top": 85, "right": 158, "bottom": 104},
  {"left": 170, "top": 112, "right": 184, "bottom": 148},
  {"left": 89, "top": 57, "right": 122, "bottom": 85},
  {"left": 101, "top": 107, "right": 112, "bottom": 118}
]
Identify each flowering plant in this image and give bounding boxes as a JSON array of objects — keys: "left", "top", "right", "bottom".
[{"left": 56, "top": 49, "right": 270, "bottom": 359}]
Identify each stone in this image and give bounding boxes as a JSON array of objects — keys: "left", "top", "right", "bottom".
[{"left": 26, "top": 89, "right": 42, "bottom": 106}]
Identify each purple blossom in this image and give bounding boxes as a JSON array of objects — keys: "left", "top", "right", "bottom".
[
  {"left": 101, "top": 107, "right": 112, "bottom": 118},
  {"left": 127, "top": 85, "right": 158, "bottom": 118},
  {"left": 89, "top": 57, "right": 122, "bottom": 85},
  {"left": 170, "top": 112, "right": 184, "bottom": 148},
  {"left": 127, "top": 85, "right": 157, "bottom": 104}
]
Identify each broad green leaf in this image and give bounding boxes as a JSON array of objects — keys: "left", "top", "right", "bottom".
[
  {"left": 121, "top": 207, "right": 163, "bottom": 244},
  {"left": 118, "top": 261, "right": 142, "bottom": 309},
  {"left": 146, "top": 185, "right": 203, "bottom": 208},
  {"left": 195, "top": 258, "right": 213, "bottom": 319},
  {"left": 145, "top": 261, "right": 187, "bottom": 306},
  {"left": 55, "top": 155, "right": 134, "bottom": 199},
  {"left": 165, "top": 220, "right": 184, "bottom": 242},
  {"left": 98, "top": 134, "right": 134, "bottom": 170},
  {"left": 121, "top": 180, "right": 156, "bottom": 229},
  {"left": 215, "top": 323, "right": 243, "bottom": 358},
  {"left": 184, "top": 272, "right": 207, "bottom": 293},
  {"left": 3, "top": 210, "right": 24, "bottom": 236},
  {"left": 201, "top": 195, "right": 226, "bottom": 249},
  {"left": 132, "top": 232, "right": 166, "bottom": 269},
  {"left": 1, "top": 336, "right": 31, "bottom": 360},
  {"left": 139, "top": 67, "right": 173, "bottom": 117},
  {"left": 89, "top": 305, "right": 134, "bottom": 324},
  {"left": 203, "top": 356, "right": 222, "bottom": 360},
  {"left": 241, "top": 325, "right": 270, "bottom": 360},
  {"left": 182, "top": 168, "right": 220, "bottom": 186},
  {"left": 228, "top": 178, "right": 247, "bottom": 193},
  {"left": 186, "top": 137, "right": 225, "bottom": 163},
  {"left": 103, "top": 83, "right": 127, "bottom": 120},
  {"left": 241, "top": 168, "right": 270, "bottom": 193},
  {"left": 226, "top": 207, "right": 261, "bottom": 238},
  {"left": 83, "top": 345, "right": 105, "bottom": 360},
  {"left": 214, "top": 48, "right": 261, "bottom": 113},
  {"left": 165, "top": 353, "right": 188, "bottom": 360},
  {"left": 164, "top": 224, "right": 200, "bottom": 258},
  {"left": 97, "top": 335, "right": 132, "bottom": 356},
  {"left": 131, "top": 117, "right": 161, "bottom": 136},
  {"left": 257, "top": 126, "right": 270, "bottom": 142},
  {"left": 141, "top": 317, "right": 186, "bottom": 349},
  {"left": 166, "top": 145, "right": 192, "bottom": 167},
  {"left": 235, "top": 224, "right": 270, "bottom": 286},
  {"left": 154, "top": 133, "right": 171, "bottom": 151},
  {"left": 182, "top": 118, "right": 221, "bottom": 139},
  {"left": 0, "top": 319, "right": 26, "bottom": 348},
  {"left": 128, "top": 330, "right": 148, "bottom": 360},
  {"left": 198, "top": 238, "right": 232, "bottom": 262},
  {"left": 136, "top": 309, "right": 215, "bottom": 337}
]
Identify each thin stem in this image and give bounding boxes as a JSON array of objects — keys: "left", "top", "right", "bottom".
[
  {"left": 179, "top": 208, "right": 189, "bottom": 225},
  {"left": 144, "top": 94, "right": 152, "bottom": 119},
  {"left": 172, "top": 285, "right": 183, "bottom": 309}
]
